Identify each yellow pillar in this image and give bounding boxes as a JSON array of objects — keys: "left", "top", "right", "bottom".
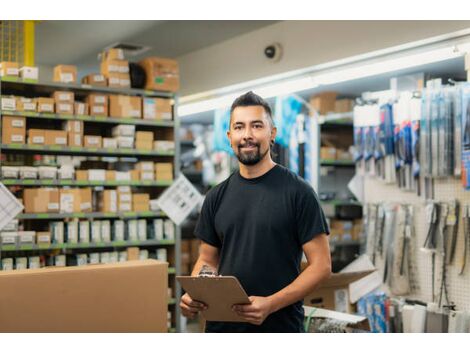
[{"left": 23, "top": 20, "right": 35, "bottom": 66}]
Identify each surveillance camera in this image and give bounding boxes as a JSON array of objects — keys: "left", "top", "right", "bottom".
[{"left": 264, "top": 43, "right": 282, "bottom": 62}]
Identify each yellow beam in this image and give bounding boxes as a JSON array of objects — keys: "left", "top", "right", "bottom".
[{"left": 23, "top": 20, "right": 35, "bottom": 66}]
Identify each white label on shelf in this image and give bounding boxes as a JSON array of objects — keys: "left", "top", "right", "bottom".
[
  {"left": 58, "top": 104, "right": 72, "bottom": 113},
  {"left": 55, "top": 137, "right": 67, "bottom": 145},
  {"left": 11, "top": 119, "right": 24, "bottom": 127},
  {"left": 60, "top": 194, "right": 74, "bottom": 213},
  {"left": 48, "top": 202, "right": 59, "bottom": 210},
  {"left": 58, "top": 93, "right": 70, "bottom": 101},
  {"left": 32, "top": 136, "right": 45, "bottom": 144},
  {"left": 80, "top": 202, "right": 92, "bottom": 211},
  {"left": 93, "top": 75, "right": 105, "bottom": 82},
  {"left": 6, "top": 68, "right": 19, "bottom": 75},
  {"left": 87, "top": 137, "right": 99, "bottom": 144},
  {"left": 91, "top": 106, "right": 105, "bottom": 114},
  {"left": 141, "top": 172, "right": 154, "bottom": 181},
  {"left": 1, "top": 235, "right": 16, "bottom": 244},
  {"left": 11, "top": 135, "right": 24, "bottom": 143},
  {"left": 109, "top": 77, "right": 119, "bottom": 85},
  {"left": 94, "top": 96, "right": 106, "bottom": 104},
  {"left": 40, "top": 103, "right": 54, "bottom": 112},
  {"left": 60, "top": 73, "right": 74, "bottom": 83},
  {"left": 37, "top": 235, "right": 51, "bottom": 243},
  {"left": 115, "top": 172, "right": 131, "bottom": 181},
  {"left": 1, "top": 98, "right": 16, "bottom": 110}
]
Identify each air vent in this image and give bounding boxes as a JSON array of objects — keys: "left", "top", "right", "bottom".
[{"left": 103, "top": 42, "right": 151, "bottom": 57}]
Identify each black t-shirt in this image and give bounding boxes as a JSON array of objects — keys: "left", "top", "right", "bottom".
[{"left": 194, "top": 164, "right": 329, "bottom": 333}]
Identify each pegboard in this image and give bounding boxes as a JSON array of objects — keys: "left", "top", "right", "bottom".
[{"left": 363, "top": 174, "right": 470, "bottom": 311}]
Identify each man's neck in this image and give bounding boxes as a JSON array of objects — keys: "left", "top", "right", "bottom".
[{"left": 239, "top": 156, "right": 276, "bottom": 179}]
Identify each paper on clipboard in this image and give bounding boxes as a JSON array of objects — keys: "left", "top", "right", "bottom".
[
  {"left": 0, "top": 182, "right": 24, "bottom": 231},
  {"left": 177, "top": 276, "right": 251, "bottom": 322}
]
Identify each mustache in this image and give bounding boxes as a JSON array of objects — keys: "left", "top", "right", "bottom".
[{"left": 238, "top": 141, "right": 260, "bottom": 148}]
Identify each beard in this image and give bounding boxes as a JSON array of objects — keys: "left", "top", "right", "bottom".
[{"left": 236, "top": 141, "right": 269, "bottom": 166}]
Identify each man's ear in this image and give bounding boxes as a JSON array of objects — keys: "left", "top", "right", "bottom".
[{"left": 270, "top": 126, "right": 277, "bottom": 143}]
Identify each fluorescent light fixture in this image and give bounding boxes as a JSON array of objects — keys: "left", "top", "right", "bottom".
[{"left": 178, "top": 41, "right": 469, "bottom": 117}]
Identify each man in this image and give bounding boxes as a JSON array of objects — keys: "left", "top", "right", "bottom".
[{"left": 180, "top": 91, "right": 331, "bottom": 333}]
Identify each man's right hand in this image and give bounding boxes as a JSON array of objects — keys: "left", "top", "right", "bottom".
[{"left": 180, "top": 293, "right": 208, "bottom": 319}]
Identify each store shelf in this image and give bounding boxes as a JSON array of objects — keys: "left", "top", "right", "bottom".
[
  {"left": 0, "top": 239, "right": 176, "bottom": 252},
  {"left": 168, "top": 267, "right": 176, "bottom": 274},
  {"left": 1, "top": 144, "right": 174, "bottom": 157},
  {"left": 16, "top": 211, "right": 166, "bottom": 220},
  {"left": 168, "top": 298, "right": 177, "bottom": 305},
  {"left": 1, "top": 110, "right": 174, "bottom": 127},
  {"left": 320, "top": 159, "right": 355, "bottom": 167},
  {"left": 321, "top": 199, "right": 362, "bottom": 206},
  {"left": 0, "top": 77, "right": 174, "bottom": 98},
  {"left": 319, "top": 112, "right": 353, "bottom": 125},
  {"left": 2, "top": 179, "right": 173, "bottom": 187}
]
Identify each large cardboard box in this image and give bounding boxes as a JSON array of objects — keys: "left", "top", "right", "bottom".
[
  {"left": 52, "top": 91, "right": 74, "bottom": 104},
  {"left": 155, "top": 163, "right": 173, "bottom": 181},
  {"left": 132, "top": 194, "right": 150, "bottom": 212},
  {"left": 142, "top": 98, "right": 172, "bottom": 120},
  {"left": 100, "top": 60, "right": 129, "bottom": 76},
  {"left": 23, "top": 188, "right": 59, "bottom": 213},
  {"left": 136, "top": 131, "right": 154, "bottom": 150},
  {"left": 2, "top": 116, "right": 25, "bottom": 144},
  {"left": 310, "top": 92, "right": 337, "bottom": 115},
  {"left": 45, "top": 130, "right": 67, "bottom": 146},
  {"left": 101, "top": 190, "right": 117, "bottom": 213},
  {"left": 84, "top": 135, "right": 102, "bottom": 148},
  {"left": 106, "top": 73, "right": 121, "bottom": 88},
  {"left": 55, "top": 102, "right": 73, "bottom": 115},
  {"left": 74, "top": 102, "right": 88, "bottom": 116},
  {"left": 68, "top": 132, "right": 82, "bottom": 147},
  {"left": 60, "top": 188, "right": 92, "bottom": 213},
  {"left": 53, "top": 65, "right": 77, "bottom": 83},
  {"left": 81, "top": 74, "right": 107, "bottom": 87},
  {"left": 16, "top": 98, "right": 36, "bottom": 112},
  {"left": 139, "top": 57, "right": 179, "bottom": 92},
  {"left": 303, "top": 269, "right": 375, "bottom": 313},
  {"left": 27, "top": 129, "right": 46, "bottom": 145},
  {"left": 0, "top": 260, "right": 168, "bottom": 332},
  {"left": 109, "top": 95, "right": 142, "bottom": 119},
  {"left": 36, "top": 98, "right": 54, "bottom": 113}
]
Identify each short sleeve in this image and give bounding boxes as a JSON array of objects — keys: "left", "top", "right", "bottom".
[
  {"left": 295, "top": 184, "right": 330, "bottom": 245},
  {"left": 194, "top": 192, "right": 222, "bottom": 248}
]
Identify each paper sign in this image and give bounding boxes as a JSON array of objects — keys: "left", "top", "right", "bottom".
[{"left": 0, "top": 182, "right": 24, "bottom": 231}]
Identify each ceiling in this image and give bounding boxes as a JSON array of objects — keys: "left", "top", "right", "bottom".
[{"left": 35, "top": 20, "right": 278, "bottom": 67}]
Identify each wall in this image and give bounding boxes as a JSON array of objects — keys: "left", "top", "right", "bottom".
[{"left": 177, "top": 21, "right": 470, "bottom": 96}]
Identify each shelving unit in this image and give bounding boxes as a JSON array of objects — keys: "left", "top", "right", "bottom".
[{"left": 0, "top": 78, "right": 182, "bottom": 332}]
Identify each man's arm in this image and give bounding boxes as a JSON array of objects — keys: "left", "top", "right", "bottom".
[
  {"left": 233, "top": 234, "right": 331, "bottom": 325},
  {"left": 180, "top": 241, "right": 220, "bottom": 319}
]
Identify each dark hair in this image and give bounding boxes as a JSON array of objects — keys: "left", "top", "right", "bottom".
[{"left": 230, "top": 91, "right": 274, "bottom": 127}]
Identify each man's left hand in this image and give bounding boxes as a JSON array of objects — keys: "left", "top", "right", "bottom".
[{"left": 232, "top": 296, "right": 274, "bottom": 325}]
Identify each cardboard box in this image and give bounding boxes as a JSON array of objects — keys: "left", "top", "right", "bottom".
[
  {"left": 0, "top": 61, "right": 19, "bottom": 77},
  {"left": 117, "top": 136, "right": 134, "bottom": 149},
  {"left": 139, "top": 57, "right": 179, "bottom": 92},
  {"left": 64, "top": 120, "right": 84, "bottom": 134},
  {"left": 136, "top": 140, "right": 153, "bottom": 150},
  {"left": 79, "top": 222, "right": 90, "bottom": 244},
  {"left": 55, "top": 102, "right": 73, "bottom": 114},
  {"left": 103, "top": 138, "right": 117, "bottom": 149},
  {"left": 115, "top": 171, "right": 131, "bottom": 181},
  {"left": 36, "top": 98, "right": 54, "bottom": 113},
  {"left": 106, "top": 73, "right": 121, "bottom": 88},
  {"left": 334, "top": 99, "right": 354, "bottom": 113},
  {"left": 74, "top": 102, "right": 88, "bottom": 116},
  {"left": 68, "top": 132, "right": 82, "bottom": 147},
  {"left": 2, "top": 116, "right": 26, "bottom": 144},
  {"left": 88, "top": 169, "right": 106, "bottom": 181},
  {"left": 89, "top": 104, "right": 108, "bottom": 116},
  {"left": 112, "top": 124, "right": 135, "bottom": 137},
  {"left": 84, "top": 135, "right": 102, "bottom": 148},
  {"left": 45, "top": 130, "right": 67, "bottom": 146},
  {"left": 53, "top": 91, "right": 74, "bottom": 104},
  {"left": 101, "top": 60, "right": 129, "bottom": 76},
  {"left": 140, "top": 171, "right": 154, "bottom": 181},
  {"left": 0, "top": 260, "right": 168, "bottom": 332},
  {"left": 133, "top": 194, "right": 150, "bottom": 204},
  {"left": 36, "top": 232, "right": 51, "bottom": 245},
  {"left": 86, "top": 94, "right": 108, "bottom": 106},
  {"left": 81, "top": 74, "right": 107, "bottom": 87},
  {"left": 119, "top": 73, "right": 131, "bottom": 88},
  {"left": 303, "top": 269, "right": 375, "bottom": 313},
  {"left": 136, "top": 161, "right": 154, "bottom": 172},
  {"left": 1, "top": 96, "right": 16, "bottom": 111},
  {"left": 130, "top": 169, "right": 140, "bottom": 181},
  {"left": 109, "top": 95, "right": 142, "bottom": 119},
  {"left": 101, "top": 190, "right": 117, "bottom": 212},
  {"left": 23, "top": 188, "right": 59, "bottom": 213},
  {"left": 142, "top": 98, "right": 172, "bottom": 120},
  {"left": 136, "top": 131, "right": 154, "bottom": 141},
  {"left": 310, "top": 92, "right": 338, "bottom": 115},
  {"left": 154, "top": 140, "right": 175, "bottom": 152},
  {"left": 75, "top": 170, "right": 88, "bottom": 181},
  {"left": 53, "top": 65, "right": 77, "bottom": 83},
  {"left": 155, "top": 163, "right": 173, "bottom": 181},
  {"left": 27, "top": 129, "right": 46, "bottom": 145},
  {"left": 19, "top": 66, "right": 39, "bottom": 81},
  {"left": 60, "top": 188, "right": 92, "bottom": 213},
  {"left": 106, "top": 170, "right": 116, "bottom": 181},
  {"left": 16, "top": 98, "right": 37, "bottom": 112},
  {"left": 127, "top": 247, "right": 140, "bottom": 261},
  {"left": 102, "top": 48, "right": 125, "bottom": 61},
  {"left": 320, "top": 147, "right": 336, "bottom": 160}
]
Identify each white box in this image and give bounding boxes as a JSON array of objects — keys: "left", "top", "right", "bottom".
[
  {"left": 112, "top": 125, "right": 135, "bottom": 137},
  {"left": 164, "top": 219, "right": 175, "bottom": 240},
  {"left": 76, "top": 254, "right": 88, "bottom": 266},
  {"left": 15, "top": 257, "right": 28, "bottom": 270},
  {"left": 28, "top": 256, "right": 40, "bottom": 269},
  {"left": 19, "top": 166, "right": 38, "bottom": 179},
  {"left": 36, "top": 232, "right": 51, "bottom": 244},
  {"left": 109, "top": 251, "right": 119, "bottom": 263},
  {"left": 102, "top": 137, "right": 118, "bottom": 149},
  {"left": 58, "top": 165, "right": 75, "bottom": 180},
  {"left": 117, "top": 136, "right": 134, "bottom": 149},
  {"left": 139, "top": 250, "right": 149, "bottom": 260},
  {"left": 79, "top": 221, "right": 90, "bottom": 243},
  {"left": 141, "top": 171, "right": 154, "bottom": 181},
  {"left": 88, "top": 169, "right": 106, "bottom": 181},
  {"left": 136, "top": 162, "right": 154, "bottom": 172},
  {"left": 101, "top": 220, "right": 111, "bottom": 242},
  {"left": 1, "top": 258, "right": 14, "bottom": 271},
  {"left": 89, "top": 252, "right": 100, "bottom": 264},
  {"left": 1, "top": 96, "right": 16, "bottom": 111},
  {"left": 91, "top": 221, "right": 102, "bottom": 242},
  {"left": 157, "top": 248, "right": 167, "bottom": 262},
  {"left": 3, "top": 219, "right": 19, "bottom": 232},
  {"left": 18, "top": 231, "right": 35, "bottom": 244},
  {"left": 137, "top": 219, "right": 147, "bottom": 241},
  {"left": 38, "top": 166, "right": 57, "bottom": 180},
  {"left": 150, "top": 199, "right": 160, "bottom": 212},
  {"left": 118, "top": 251, "right": 127, "bottom": 262},
  {"left": 66, "top": 221, "right": 78, "bottom": 244},
  {"left": 119, "top": 202, "right": 132, "bottom": 212},
  {"left": 51, "top": 222, "right": 64, "bottom": 244},
  {"left": 1, "top": 166, "right": 19, "bottom": 179},
  {"left": 128, "top": 220, "right": 138, "bottom": 241},
  {"left": 113, "top": 220, "right": 125, "bottom": 241},
  {"left": 115, "top": 171, "right": 131, "bottom": 181},
  {"left": 0, "top": 232, "right": 18, "bottom": 245},
  {"left": 19, "top": 66, "right": 39, "bottom": 80},
  {"left": 153, "top": 219, "right": 164, "bottom": 241},
  {"left": 100, "top": 252, "right": 110, "bottom": 264},
  {"left": 55, "top": 254, "right": 66, "bottom": 267}
]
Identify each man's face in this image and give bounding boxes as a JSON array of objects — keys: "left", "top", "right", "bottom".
[{"left": 227, "top": 105, "right": 277, "bottom": 166}]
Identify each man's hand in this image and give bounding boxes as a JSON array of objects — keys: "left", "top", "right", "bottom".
[
  {"left": 232, "top": 296, "right": 274, "bottom": 325},
  {"left": 180, "top": 293, "right": 208, "bottom": 319}
]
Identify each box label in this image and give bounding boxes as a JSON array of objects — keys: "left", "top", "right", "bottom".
[
  {"left": 94, "top": 96, "right": 106, "bottom": 104},
  {"left": 92, "top": 106, "right": 105, "bottom": 114},
  {"left": 1, "top": 98, "right": 16, "bottom": 110},
  {"left": 32, "top": 136, "right": 45, "bottom": 144},
  {"left": 11, "top": 135, "right": 24, "bottom": 143},
  {"left": 55, "top": 137, "right": 67, "bottom": 145},
  {"left": 40, "top": 103, "right": 54, "bottom": 112},
  {"left": 60, "top": 73, "right": 74, "bottom": 82}
]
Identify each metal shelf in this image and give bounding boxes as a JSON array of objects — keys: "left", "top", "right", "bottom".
[
  {"left": 168, "top": 298, "right": 176, "bottom": 305},
  {"left": 320, "top": 159, "right": 355, "bottom": 167},
  {"left": 0, "top": 77, "right": 174, "bottom": 98},
  {"left": 319, "top": 112, "right": 354, "bottom": 125},
  {"left": 1, "top": 144, "right": 174, "bottom": 157},
  {"left": 0, "top": 239, "right": 176, "bottom": 252},
  {"left": 1, "top": 110, "right": 174, "bottom": 127},
  {"left": 2, "top": 179, "right": 173, "bottom": 187},
  {"left": 321, "top": 199, "right": 362, "bottom": 206},
  {"left": 16, "top": 211, "right": 166, "bottom": 220},
  {"left": 168, "top": 267, "right": 176, "bottom": 274}
]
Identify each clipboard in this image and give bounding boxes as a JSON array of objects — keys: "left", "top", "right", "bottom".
[{"left": 177, "top": 276, "right": 251, "bottom": 322}]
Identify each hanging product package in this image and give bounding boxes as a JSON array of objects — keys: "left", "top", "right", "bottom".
[
  {"left": 410, "top": 93, "right": 421, "bottom": 195},
  {"left": 380, "top": 103, "right": 396, "bottom": 184},
  {"left": 212, "top": 108, "right": 234, "bottom": 155},
  {"left": 353, "top": 104, "right": 366, "bottom": 171},
  {"left": 461, "top": 83, "right": 470, "bottom": 189},
  {"left": 453, "top": 84, "right": 463, "bottom": 177},
  {"left": 274, "top": 95, "right": 303, "bottom": 148}
]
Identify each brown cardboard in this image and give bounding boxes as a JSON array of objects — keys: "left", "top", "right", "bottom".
[
  {"left": 320, "top": 147, "right": 336, "bottom": 160},
  {"left": 100, "top": 60, "right": 129, "bottom": 76},
  {"left": 89, "top": 104, "right": 108, "bottom": 116},
  {"left": 109, "top": 95, "right": 142, "bottom": 119},
  {"left": 81, "top": 74, "right": 107, "bottom": 87},
  {"left": 0, "top": 61, "right": 19, "bottom": 77},
  {"left": 52, "top": 91, "right": 74, "bottom": 104},
  {"left": 106, "top": 170, "right": 116, "bottom": 181},
  {"left": 303, "top": 270, "right": 375, "bottom": 313},
  {"left": 310, "top": 92, "right": 338, "bottom": 115},
  {"left": 130, "top": 170, "right": 140, "bottom": 181},
  {"left": 119, "top": 73, "right": 131, "bottom": 88},
  {"left": 136, "top": 161, "right": 154, "bottom": 172},
  {"left": 2, "top": 116, "right": 26, "bottom": 144},
  {"left": 55, "top": 103, "right": 74, "bottom": 115},
  {"left": 60, "top": 188, "right": 92, "bottom": 213},
  {"left": 36, "top": 98, "right": 54, "bottom": 113},
  {"left": 155, "top": 163, "right": 173, "bottom": 181},
  {"left": 139, "top": 57, "right": 179, "bottom": 92},
  {"left": 177, "top": 276, "right": 250, "bottom": 322},
  {"left": 86, "top": 94, "right": 108, "bottom": 106},
  {"left": 84, "top": 135, "right": 102, "bottom": 148},
  {"left": 136, "top": 131, "right": 154, "bottom": 141},
  {"left": 36, "top": 232, "right": 51, "bottom": 245},
  {"left": 75, "top": 170, "right": 88, "bottom": 181},
  {"left": 101, "top": 190, "right": 117, "bottom": 212},
  {"left": 53, "top": 65, "right": 77, "bottom": 83},
  {"left": 16, "top": 98, "right": 37, "bottom": 112},
  {"left": 74, "top": 102, "right": 88, "bottom": 115},
  {"left": 102, "top": 48, "right": 125, "bottom": 61},
  {"left": 106, "top": 73, "right": 121, "bottom": 88},
  {"left": 45, "top": 130, "right": 67, "bottom": 146},
  {"left": 80, "top": 188, "right": 92, "bottom": 212},
  {"left": 27, "top": 129, "right": 46, "bottom": 145},
  {"left": 135, "top": 140, "right": 153, "bottom": 150},
  {"left": 127, "top": 247, "right": 140, "bottom": 261},
  {"left": 64, "top": 120, "right": 84, "bottom": 134},
  {"left": 133, "top": 194, "right": 150, "bottom": 204},
  {"left": 68, "top": 132, "right": 82, "bottom": 147},
  {"left": 23, "top": 188, "right": 59, "bottom": 213},
  {"left": 0, "top": 260, "right": 168, "bottom": 332},
  {"left": 334, "top": 99, "right": 354, "bottom": 113}
]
